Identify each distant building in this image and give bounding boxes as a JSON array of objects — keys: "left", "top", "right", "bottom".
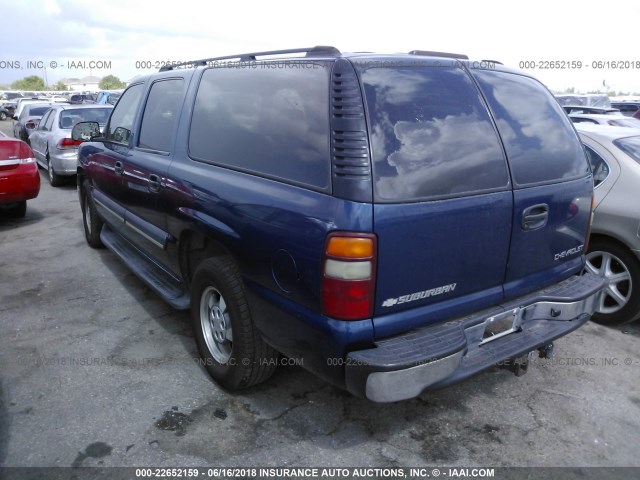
[{"left": 60, "top": 76, "right": 101, "bottom": 92}]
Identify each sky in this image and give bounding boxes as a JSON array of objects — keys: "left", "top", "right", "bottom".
[{"left": 1, "top": 0, "right": 639, "bottom": 94}]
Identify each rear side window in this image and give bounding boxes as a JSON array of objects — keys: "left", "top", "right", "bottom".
[
  {"left": 189, "top": 65, "right": 330, "bottom": 190},
  {"left": 106, "top": 83, "right": 144, "bottom": 145},
  {"left": 584, "top": 145, "right": 609, "bottom": 187},
  {"left": 139, "top": 79, "right": 184, "bottom": 152},
  {"left": 361, "top": 66, "right": 509, "bottom": 202},
  {"left": 473, "top": 71, "right": 589, "bottom": 186},
  {"left": 613, "top": 135, "right": 640, "bottom": 165},
  {"left": 39, "top": 110, "right": 53, "bottom": 131}
]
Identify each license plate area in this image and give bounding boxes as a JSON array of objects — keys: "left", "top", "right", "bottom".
[{"left": 479, "top": 308, "right": 522, "bottom": 346}]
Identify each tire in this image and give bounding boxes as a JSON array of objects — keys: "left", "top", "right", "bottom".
[
  {"left": 81, "top": 181, "right": 104, "bottom": 248},
  {"left": 48, "top": 158, "right": 63, "bottom": 187},
  {"left": 584, "top": 239, "right": 640, "bottom": 324},
  {"left": 7, "top": 201, "right": 26, "bottom": 218},
  {"left": 191, "top": 256, "right": 278, "bottom": 390}
]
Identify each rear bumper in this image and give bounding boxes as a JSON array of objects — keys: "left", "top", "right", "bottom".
[
  {"left": 345, "top": 273, "right": 604, "bottom": 402},
  {"left": 0, "top": 163, "right": 40, "bottom": 203},
  {"left": 50, "top": 151, "right": 78, "bottom": 175}
]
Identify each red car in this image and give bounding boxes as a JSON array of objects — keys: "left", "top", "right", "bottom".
[{"left": 0, "top": 131, "right": 40, "bottom": 217}]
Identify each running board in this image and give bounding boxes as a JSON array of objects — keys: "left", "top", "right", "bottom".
[{"left": 100, "top": 225, "right": 190, "bottom": 310}]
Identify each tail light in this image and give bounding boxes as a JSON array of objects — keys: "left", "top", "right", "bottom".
[
  {"left": 57, "top": 138, "right": 82, "bottom": 149},
  {"left": 25, "top": 119, "right": 38, "bottom": 129},
  {"left": 322, "top": 232, "right": 377, "bottom": 320},
  {"left": 20, "top": 142, "right": 36, "bottom": 163},
  {"left": 0, "top": 142, "right": 35, "bottom": 171}
]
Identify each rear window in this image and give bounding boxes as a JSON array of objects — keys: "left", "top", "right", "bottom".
[
  {"left": 189, "top": 65, "right": 331, "bottom": 190},
  {"left": 361, "top": 66, "right": 509, "bottom": 202},
  {"left": 59, "top": 108, "right": 111, "bottom": 128},
  {"left": 106, "top": 93, "right": 121, "bottom": 105},
  {"left": 473, "top": 71, "right": 589, "bottom": 186},
  {"left": 609, "top": 118, "right": 640, "bottom": 128},
  {"left": 29, "top": 106, "right": 50, "bottom": 116},
  {"left": 613, "top": 136, "right": 640, "bottom": 164}
]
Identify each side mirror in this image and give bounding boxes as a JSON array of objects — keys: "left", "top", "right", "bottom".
[{"left": 72, "top": 121, "right": 101, "bottom": 142}]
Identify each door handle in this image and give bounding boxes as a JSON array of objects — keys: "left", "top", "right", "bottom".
[
  {"left": 114, "top": 161, "right": 124, "bottom": 176},
  {"left": 148, "top": 174, "right": 161, "bottom": 193},
  {"left": 522, "top": 204, "right": 549, "bottom": 230}
]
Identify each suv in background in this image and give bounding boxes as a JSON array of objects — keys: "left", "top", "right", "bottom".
[{"left": 73, "top": 47, "right": 603, "bottom": 402}]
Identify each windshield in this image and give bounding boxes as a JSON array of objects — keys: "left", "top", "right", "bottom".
[
  {"left": 59, "top": 108, "right": 111, "bottom": 128},
  {"left": 614, "top": 136, "right": 640, "bottom": 164}
]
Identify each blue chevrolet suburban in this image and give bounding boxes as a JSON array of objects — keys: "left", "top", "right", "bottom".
[{"left": 73, "top": 47, "right": 603, "bottom": 402}]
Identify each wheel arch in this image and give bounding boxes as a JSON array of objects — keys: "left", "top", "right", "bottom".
[
  {"left": 178, "top": 229, "right": 236, "bottom": 288},
  {"left": 588, "top": 233, "right": 636, "bottom": 258}
]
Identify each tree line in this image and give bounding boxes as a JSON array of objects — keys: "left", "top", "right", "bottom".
[{"left": 2, "top": 75, "right": 126, "bottom": 91}]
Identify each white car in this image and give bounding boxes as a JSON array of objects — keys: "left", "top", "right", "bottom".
[
  {"left": 570, "top": 113, "right": 640, "bottom": 128},
  {"left": 13, "top": 97, "right": 69, "bottom": 120}
]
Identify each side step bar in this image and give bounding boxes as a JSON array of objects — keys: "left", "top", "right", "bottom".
[{"left": 100, "top": 225, "right": 190, "bottom": 310}]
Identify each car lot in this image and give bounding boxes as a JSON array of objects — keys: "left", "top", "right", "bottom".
[{"left": 0, "top": 120, "right": 639, "bottom": 469}]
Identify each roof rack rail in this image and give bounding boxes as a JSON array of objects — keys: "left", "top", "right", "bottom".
[
  {"left": 159, "top": 46, "right": 340, "bottom": 71},
  {"left": 481, "top": 59, "right": 503, "bottom": 65},
  {"left": 408, "top": 50, "right": 469, "bottom": 60}
]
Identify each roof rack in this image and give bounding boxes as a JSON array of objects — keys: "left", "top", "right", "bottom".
[
  {"left": 408, "top": 50, "right": 469, "bottom": 60},
  {"left": 159, "top": 45, "right": 340, "bottom": 71},
  {"left": 481, "top": 59, "right": 503, "bottom": 65}
]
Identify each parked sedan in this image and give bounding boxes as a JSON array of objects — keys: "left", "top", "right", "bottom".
[
  {"left": 0, "top": 131, "right": 40, "bottom": 218},
  {"left": 570, "top": 113, "right": 640, "bottom": 128},
  {"left": 12, "top": 104, "right": 52, "bottom": 143},
  {"left": 29, "top": 104, "right": 112, "bottom": 186},
  {"left": 576, "top": 124, "right": 640, "bottom": 323}
]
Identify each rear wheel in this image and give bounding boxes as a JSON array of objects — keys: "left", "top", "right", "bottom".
[
  {"left": 585, "top": 239, "right": 640, "bottom": 324},
  {"left": 48, "top": 157, "right": 63, "bottom": 187},
  {"left": 191, "top": 256, "right": 278, "bottom": 390},
  {"left": 81, "top": 181, "right": 103, "bottom": 248}
]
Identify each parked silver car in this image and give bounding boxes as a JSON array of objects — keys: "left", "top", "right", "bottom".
[
  {"left": 576, "top": 124, "right": 640, "bottom": 323},
  {"left": 29, "top": 104, "right": 112, "bottom": 186}
]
